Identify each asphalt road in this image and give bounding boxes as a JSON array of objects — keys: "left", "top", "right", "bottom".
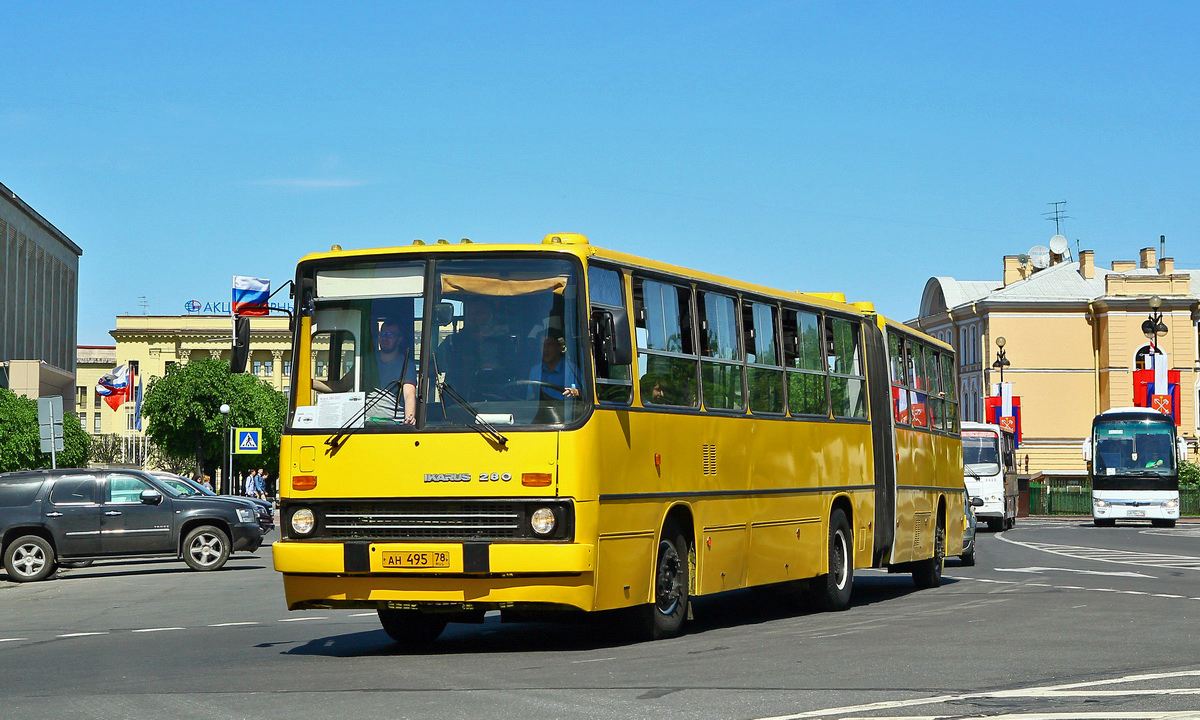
[{"left": 3, "top": 519, "right": 1200, "bottom": 720}]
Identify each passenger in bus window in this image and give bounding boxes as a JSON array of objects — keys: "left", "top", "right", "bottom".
[{"left": 529, "top": 329, "right": 580, "bottom": 399}]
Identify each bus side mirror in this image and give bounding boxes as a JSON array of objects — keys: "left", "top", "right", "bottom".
[
  {"left": 1081, "top": 437, "right": 1092, "bottom": 463},
  {"left": 1178, "top": 438, "right": 1189, "bottom": 463},
  {"left": 591, "top": 308, "right": 632, "bottom": 366},
  {"left": 231, "top": 315, "right": 250, "bottom": 374},
  {"left": 435, "top": 302, "right": 455, "bottom": 327}
]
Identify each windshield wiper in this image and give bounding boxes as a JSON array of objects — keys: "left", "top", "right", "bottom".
[
  {"left": 324, "top": 380, "right": 402, "bottom": 456},
  {"left": 436, "top": 377, "right": 508, "bottom": 448}
]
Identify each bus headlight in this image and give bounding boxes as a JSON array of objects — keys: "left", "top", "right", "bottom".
[
  {"left": 531, "top": 507, "right": 556, "bottom": 536},
  {"left": 291, "top": 508, "right": 315, "bottom": 536},
  {"left": 1164, "top": 498, "right": 1179, "bottom": 509},
  {"left": 1093, "top": 499, "right": 1109, "bottom": 509}
]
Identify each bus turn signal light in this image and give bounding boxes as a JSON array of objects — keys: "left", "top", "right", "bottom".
[
  {"left": 522, "top": 473, "right": 552, "bottom": 487},
  {"left": 293, "top": 475, "right": 318, "bottom": 491}
]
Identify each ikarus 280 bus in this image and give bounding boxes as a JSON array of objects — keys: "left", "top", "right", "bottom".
[
  {"left": 1082, "top": 407, "right": 1188, "bottom": 528},
  {"left": 960, "top": 422, "right": 1018, "bottom": 531}
]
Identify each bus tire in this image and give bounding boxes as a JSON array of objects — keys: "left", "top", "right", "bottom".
[
  {"left": 1093, "top": 518, "right": 1115, "bottom": 528},
  {"left": 639, "top": 528, "right": 690, "bottom": 640},
  {"left": 912, "top": 514, "right": 946, "bottom": 589},
  {"left": 377, "top": 609, "right": 447, "bottom": 646},
  {"left": 986, "top": 518, "right": 1004, "bottom": 532},
  {"left": 811, "top": 509, "right": 853, "bottom": 612},
  {"left": 1151, "top": 519, "right": 1176, "bottom": 529}
]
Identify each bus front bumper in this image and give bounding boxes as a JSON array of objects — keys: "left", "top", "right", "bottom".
[
  {"left": 274, "top": 540, "right": 596, "bottom": 611},
  {"left": 1093, "top": 501, "right": 1179, "bottom": 520}
]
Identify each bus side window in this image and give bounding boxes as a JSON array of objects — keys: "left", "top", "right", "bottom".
[
  {"left": 939, "top": 346, "right": 959, "bottom": 433},
  {"left": 698, "top": 290, "right": 744, "bottom": 412},
  {"left": 783, "top": 308, "right": 827, "bottom": 416},
  {"left": 744, "top": 300, "right": 784, "bottom": 414},
  {"left": 589, "top": 265, "right": 633, "bottom": 405},
  {"left": 888, "top": 331, "right": 908, "bottom": 425},
  {"left": 634, "top": 277, "right": 699, "bottom": 408},
  {"left": 826, "top": 317, "right": 866, "bottom": 419}
]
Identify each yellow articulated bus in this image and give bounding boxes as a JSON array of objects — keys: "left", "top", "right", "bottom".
[{"left": 265, "top": 233, "right": 964, "bottom": 644}]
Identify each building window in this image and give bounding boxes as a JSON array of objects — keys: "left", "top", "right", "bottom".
[
  {"left": 282, "top": 360, "right": 291, "bottom": 377},
  {"left": 78, "top": 413, "right": 87, "bottom": 430},
  {"left": 1134, "top": 344, "right": 1164, "bottom": 371},
  {"left": 93, "top": 414, "right": 102, "bottom": 433},
  {"left": 76, "top": 385, "right": 87, "bottom": 408},
  {"left": 94, "top": 392, "right": 101, "bottom": 410}
]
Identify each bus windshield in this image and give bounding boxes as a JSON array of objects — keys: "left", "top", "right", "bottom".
[
  {"left": 1092, "top": 418, "right": 1177, "bottom": 490},
  {"left": 299, "top": 255, "right": 587, "bottom": 430},
  {"left": 962, "top": 431, "right": 1001, "bottom": 476}
]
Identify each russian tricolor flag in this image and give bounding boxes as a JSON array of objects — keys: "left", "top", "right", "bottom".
[
  {"left": 232, "top": 276, "right": 270, "bottom": 316},
  {"left": 96, "top": 364, "right": 131, "bottom": 411}
]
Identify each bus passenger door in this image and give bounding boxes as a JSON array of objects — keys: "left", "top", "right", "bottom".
[{"left": 862, "top": 321, "right": 896, "bottom": 567}]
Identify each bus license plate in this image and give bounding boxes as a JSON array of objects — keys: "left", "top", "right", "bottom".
[
  {"left": 1128, "top": 510, "right": 1145, "bottom": 518},
  {"left": 381, "top": 551, "right": 452, "bottom": 569}
]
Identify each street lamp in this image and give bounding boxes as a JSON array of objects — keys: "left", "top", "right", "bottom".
[
  {"left": 219, "top": 403, "right": 231, "bottom": 494},
  {"left": 1142, "top": 295, "right": 1168, "bottom": 352},
  {"left": 992, "top": 336, "right": 1011, "bottom": 385}
]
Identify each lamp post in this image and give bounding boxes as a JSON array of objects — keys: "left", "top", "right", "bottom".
[
  {"left": 1142, "top": 295, "right": 1168, "bottom": 353},
  {"left": 992, "top": 336, "right": 1011, "bottom": 386},
  {"left": 219, "top": 403, "right": 231, "bottom": 494}
]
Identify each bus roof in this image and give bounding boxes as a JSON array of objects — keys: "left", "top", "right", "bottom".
[{"left": 295, "top": 235, "right": 950, "bottom": 349}]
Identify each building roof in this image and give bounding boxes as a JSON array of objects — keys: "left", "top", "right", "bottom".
[
  {"left": 919, "top": 257, "right": 1199, "bottom": 319},
  {"left": 0, "top": 180, "right": 82, "bottom": 256}
]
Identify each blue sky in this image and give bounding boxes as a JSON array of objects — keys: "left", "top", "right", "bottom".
[{"left": 4, "top": 2, "right": 1197, "bottom": 345}]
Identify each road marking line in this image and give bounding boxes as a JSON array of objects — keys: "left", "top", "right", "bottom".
[
  {"left": 208, "top": 622, "right": 259, "bottom": 627},
  {"left": 279, "top": 616, "right": 328, "bottom": 622},
  {"left": 56, "top": 632, "right": 108, "bottom": 638},
  {"left": 347, "top": 612, "right": 376, "bottom": 617},
  {"left": 132, "top": 627, "right": 185, "bottom": 633},
  {"left": 0, "top": 638, "right": 27, "bottom": 642},
  {"left": 750, "top": 669, "right": 1200, "bottom": 719}
]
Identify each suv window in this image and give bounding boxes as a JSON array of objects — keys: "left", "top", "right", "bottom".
[
  {"left": 106, "top": 474, "right": 155, "bottom": 504},
  {"left": 49, "top": 476, "right": 98, "bottom": 505},
  {"left": 0, "top": 475, "right": 43, "bottom": 507}
]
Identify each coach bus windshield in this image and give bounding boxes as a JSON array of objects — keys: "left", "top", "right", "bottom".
[
  {"left": 297, "top": 255, "right": 586, "bottom": 431},
  {"left": 1091, "top": 418, "right": 1177, "bottom": 491}
]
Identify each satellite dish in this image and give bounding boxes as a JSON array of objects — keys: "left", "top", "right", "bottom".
[
  {"left": 1016, "top": 254, "right": 1030, "bottom": 264},
  {"left": 1049, "top": 235, "right": 1069, "bottom": 255},
  {"left": 1029, "top": 246, "right": 1051, "bottom": 269}
]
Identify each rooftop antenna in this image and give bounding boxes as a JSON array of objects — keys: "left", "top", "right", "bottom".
[
  {"left": 138, "top": 296, "right": 149, "bottom": 315},
  {"left": 1043, "top": 200, "right": 1072, "bottom": 235}
]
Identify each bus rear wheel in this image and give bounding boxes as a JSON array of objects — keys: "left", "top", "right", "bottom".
[
  {"left": 811, "top": 509, "right": 853, "bottom": 612},
  {"left": 377, "top": 609, "right": 447, "bottom": 646},
  {"left": 912, "top": 514, "right": 945, "bottom": 589}
]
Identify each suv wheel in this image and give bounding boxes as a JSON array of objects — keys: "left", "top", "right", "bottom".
[
  {"left": 4, "top": 535, "right": 57, "bottom": 582},
  {"left": 182, "top": 525, "right": 230, "bottom": 571}
]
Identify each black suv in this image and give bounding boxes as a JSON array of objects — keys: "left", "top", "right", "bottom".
[{"left": 0, "top": 468, "right": 264, "bottom": 582}]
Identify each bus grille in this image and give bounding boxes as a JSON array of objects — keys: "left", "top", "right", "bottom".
[{"left": 321, "top": 501, "right": 525, "bottom": 541}]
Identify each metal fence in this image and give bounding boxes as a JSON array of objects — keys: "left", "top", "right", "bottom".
[{"left": 1028, "top": 479, "right": 1200, "bottom": 516}]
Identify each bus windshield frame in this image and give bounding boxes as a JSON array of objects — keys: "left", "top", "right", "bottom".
[
  {"left": 1091, "top": 416, "right": 1178, "bottom": 492},
  {"left": 291, "top": 252, "right": 590, "bottom": 433},
  {"left": 962, "top": 430, "right": 1002, "bottom": 477}
]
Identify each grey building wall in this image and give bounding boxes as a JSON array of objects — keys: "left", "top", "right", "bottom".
[{"left": 0, "top": 181, "right": 83, "bottom": 393}]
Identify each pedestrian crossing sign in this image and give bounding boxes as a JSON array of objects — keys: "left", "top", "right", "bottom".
[{"left": 234, "top": 428, "right": 262, "bottom": 454}]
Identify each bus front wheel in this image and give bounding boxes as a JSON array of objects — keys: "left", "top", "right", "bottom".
[
  {"left": 1152, "top": 519, "right": 1176, "bottom": 529},
  {"left": 811, "top": 509, "right": 853, "bottom": 612},
  {"left": 377, "top": 609, "right": 447, "bottom": 646},
  {"left": 1093, "top": 518, "right": 1115, "bottom": 528},
  {"left": 637, "top": 528, "right": 690, "bottom": 640}
]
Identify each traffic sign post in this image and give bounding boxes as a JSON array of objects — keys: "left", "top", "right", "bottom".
[{"left": 36, "top": 396, "right": 65, "bottom": 469}]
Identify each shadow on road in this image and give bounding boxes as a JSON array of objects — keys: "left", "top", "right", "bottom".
[{"left": 284, "top": 573, "right": 952, "bottom": 658}]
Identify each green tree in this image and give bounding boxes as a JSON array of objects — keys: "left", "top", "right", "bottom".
[
  {"left": 140, "top": 358, "right": 287, "bottom": 481},
  {"left": 1180, "top": 460, "right": 1200, "bottom": 489},
  {"left": 0, "top": 388, "right": 91, "bottom": 472}
]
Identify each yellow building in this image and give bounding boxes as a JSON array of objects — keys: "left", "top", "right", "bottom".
[
  {"left": 76, "top": 314, "right": 291, "bottom": 439},
  {"left": 912, "top": 245, "right": 1198, "bottom": 476}
]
